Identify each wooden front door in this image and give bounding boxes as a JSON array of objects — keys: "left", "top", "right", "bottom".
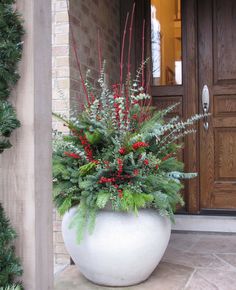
[
  {"left": 198, "top": 0, "right": 236, "bottom": 212},
  {"left": 121, "top": 0, "right": 236, "bottom": 213}
]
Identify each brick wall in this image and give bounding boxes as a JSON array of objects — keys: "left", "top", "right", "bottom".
[
  {"left": 52, "top": 0, "right": 70, "bottom": 133},
  {"left": 52, "top": 0, "right": 120, "bottom": 266},
  {"left": 69, "top": 0, "right": 120, "bottom": 110}
]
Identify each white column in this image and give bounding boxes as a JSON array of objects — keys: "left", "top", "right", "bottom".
[{"left": 0, "top": 0, "right": 53, "bottom": 289}]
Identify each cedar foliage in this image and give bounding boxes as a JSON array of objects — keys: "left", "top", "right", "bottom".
[{"left": 0, "top": 0, "right": 24, "bottom": 153}]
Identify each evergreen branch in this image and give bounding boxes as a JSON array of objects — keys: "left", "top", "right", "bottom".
[{"left": 0, "top": 2, "right": 24, "bottom": 154}]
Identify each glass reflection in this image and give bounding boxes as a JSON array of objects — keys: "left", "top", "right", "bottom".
[{"left": 151, "top": 0, "right": 182, "bottom": 86}]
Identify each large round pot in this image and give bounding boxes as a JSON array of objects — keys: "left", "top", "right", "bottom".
[{"left": 62, "top": 207, "right": 171, "bottom": 287}]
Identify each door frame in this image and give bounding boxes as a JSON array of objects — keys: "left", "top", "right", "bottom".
[{"left": 182, "top": 0, "right": 200, "bottom": 213}]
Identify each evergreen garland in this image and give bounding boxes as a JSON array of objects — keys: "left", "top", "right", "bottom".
[
  {"left": 0, "top": 1, "right": 24, "bottom": 289},
  {"left": 0, "top": 0, "right": 24, "bottom": 153},
  {"left": 0, "top": 204, "right": 23, "bottom": 290}
]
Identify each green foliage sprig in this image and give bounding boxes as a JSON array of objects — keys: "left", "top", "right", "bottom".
[
  {"left": 0, "top": 101, "right": 20, "bottom": 153},
  {"left": 0, "top": 0, "right": 24, "bottom": 153},
  {"left": 53, "top": 63, "right": 205, "bottom": 243},
  {"left": 0, "top": 204, "right": 23, "bottom": 290},
  {"left": 0, "top": 285, "right": 23, "bottom": 290}
]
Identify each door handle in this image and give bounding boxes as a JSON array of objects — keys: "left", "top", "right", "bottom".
[{"left": 202, "top": 85, "right": 209, "bottom": 130}]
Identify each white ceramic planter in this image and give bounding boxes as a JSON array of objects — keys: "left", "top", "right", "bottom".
[{"left": 62, "top": 207, "right": 171, "bottom": 287}]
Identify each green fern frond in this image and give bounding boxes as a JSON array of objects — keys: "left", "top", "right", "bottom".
[
  {"left": 0, "top": 284, "right": 23, "bottom": 290},
  {"left": 96, "top": 191, "right": 110, "bottom": 209},
  {"left": 79, "top": 162, "right": 97, "bottom": 177},
  {"left": 69, "top": 201, "right": 88, "bottom": 244}
]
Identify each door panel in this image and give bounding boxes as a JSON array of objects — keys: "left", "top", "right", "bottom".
[
  {"left": 213, "top": 1, "right": 236, "bottom": 84},
  {"left": 198, "top": 0, "right": 236, "bottom": 210}
]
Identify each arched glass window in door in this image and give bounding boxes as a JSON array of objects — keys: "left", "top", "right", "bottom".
[{"left": 151, "top": 0, "right": 182, "bottom": 86}]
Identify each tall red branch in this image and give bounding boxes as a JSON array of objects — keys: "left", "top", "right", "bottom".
[
  {"left": 141, "top": 19, "right": 145, "bottom": 88},
  {"left": 120, "top": 12, "right": 129, "bottom": 93},
  {"left": 125, "top": 3, "right": 136, "bottom": 125},
  {"left": 139, "top": 19, "right": 146, "bottom": 124},
  {"left": 127, "top": 3, "right": 135, "bottom": 81},
  {"left": 97, "top": 29, "right": 102, "bottom": 74}
]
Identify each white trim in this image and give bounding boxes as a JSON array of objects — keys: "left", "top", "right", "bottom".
[{"left": 172, "top": 215, "right": 236, "bottom": 233}]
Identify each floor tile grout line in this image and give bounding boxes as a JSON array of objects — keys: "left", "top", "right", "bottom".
[
  {"left": 213, "top": 252, "right": 236, "bottom": 255},
  {"left": 183, "top": 268, "right": 197, "bottom": 289},
  {"left": 196, "top": 270, "right": 220, "bottom": 290},
  {"left": 161, "top": 259, "right": 195, "bottom": 269},
  {"left": 213, "top": 253, "right": 236, "bottom": 271},
  {"left": 162, "top": 258, "right": 236, "bottom": 272}
]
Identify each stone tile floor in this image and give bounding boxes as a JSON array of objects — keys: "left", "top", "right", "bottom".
[{"left": 54, "top": 232, "right": 236, "bottom": 290}]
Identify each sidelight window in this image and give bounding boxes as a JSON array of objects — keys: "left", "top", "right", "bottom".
[{"left": 151, "top": 0, "right": 182, "bottom": 86}]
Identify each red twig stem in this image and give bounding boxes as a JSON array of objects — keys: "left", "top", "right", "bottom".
[
  {"left": 97, "top": 29, "right": 102, "bottom": 74},
  {"left": 120, "top": 12, "right": 129, "bottom": 92},
  {"left": 139, "top": 19, "right": 146, "bottom": 124},
  {"left": 66, "top": 0, "right": 90, "bottom": 105},
  {"left": 141, "top": 19, "right": 145, "bottom": 88},
  {"left": 125, "top": 3, "right": 135, "bottom": 125},
  {"left": 127, "top": 3, "right": 135, "bottom": 81}
]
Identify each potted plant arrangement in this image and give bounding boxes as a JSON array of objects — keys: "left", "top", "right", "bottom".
[{"left": 53, "top": 60, "right": 204, "bottom": 286}]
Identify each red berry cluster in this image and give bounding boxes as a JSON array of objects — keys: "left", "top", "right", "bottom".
[
  {"left": 132, "top": 141, "right": 149, "bottom": 150},
  {"left": 117, "top": 189, "right": 123, "bottom": 198},
  {"left": 133, "top": 169, "right": 139, "bottom": 176},
  {"left": 117, "top": 158, "right": 123, "bottom": 176},
  {"left": 79, "top": 133, "right": 93, "bottom": 161},
  {"left": 104, "top": 160, "right": 110, "bottom": 168},
  {"left": 64, "top": 152, "right": 80, "bottom": 159},
  {"left": 99, "top": 177, "right": 116, "bottom": 184},
  {"left": 118, "top": 174, "right": 132, "bottom": 180},
  {"left": 112, "top": 185, "right": 123, "bottom": 198},
  {"left": 118, "top": 147, "right": 126, "bottom": 155}
]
